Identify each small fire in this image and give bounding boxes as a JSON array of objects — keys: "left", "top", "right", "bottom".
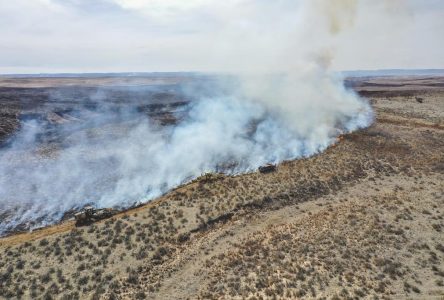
[{"left": 331, "top": 134, "right": 345, "bottom": 148}]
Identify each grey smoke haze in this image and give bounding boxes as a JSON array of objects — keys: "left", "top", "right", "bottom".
[
  {"left": 0, "top": 0, "right": 385, "bottom": 233},
  {"left": 0, "top": 76, "right": 372, "bottom": 234}
]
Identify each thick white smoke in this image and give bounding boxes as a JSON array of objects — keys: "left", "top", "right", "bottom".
[{"left": 0, "top": 0, "right": 374, "bottom": 235}]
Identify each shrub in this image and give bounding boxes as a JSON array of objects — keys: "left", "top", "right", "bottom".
[
  {"left": 78, "top": 276, "right": 89, "bottom": 286},
  {"left": 135, "top": 291, "right": 146, "bottom": 299},
  {"left": 177, "top": 233, "right": 190, "bottom": 243},
  {"left": 16, "top": 259, "right": 25, "bottom": 270},
  {"left": 77, "top": 263, "right": 86, "bottom": 272},
  {"left": 39, "top": 239, "right": 49, "bottom": 247},
  {"left": 41, "top": 272, "right": 52, "bottom": 284},
  {"left": 127, "top": 273, "right": 138, "bottom": 284}
]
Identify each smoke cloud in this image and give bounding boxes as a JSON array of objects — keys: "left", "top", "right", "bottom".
[{"left": 0, "top": 0, "right": 374, "bottom": 235}]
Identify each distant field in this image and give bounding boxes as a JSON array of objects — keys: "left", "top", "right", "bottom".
[{"left": 0, "top": 75, "right": 443, "bottom": 299}]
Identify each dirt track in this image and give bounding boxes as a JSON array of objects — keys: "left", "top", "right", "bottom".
[{"left": 0, "top": 76, "right": 443, "bottom": 299}]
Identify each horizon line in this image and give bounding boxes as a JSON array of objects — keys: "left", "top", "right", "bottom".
[{"left": 1, "top": 68, "right": 444, "bottom": 77}]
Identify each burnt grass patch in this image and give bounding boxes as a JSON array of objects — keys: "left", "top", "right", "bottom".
[{"left": 1, "top": 80, "right": 443, "bottom": 299}]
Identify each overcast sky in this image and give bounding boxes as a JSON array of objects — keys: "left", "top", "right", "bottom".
[{"left": 0, "top": 0, "right": 443, "bottom": 74}]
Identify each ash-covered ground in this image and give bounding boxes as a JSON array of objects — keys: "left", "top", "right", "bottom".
[
  {"left": 0, "top": 75, "right": 194, "bottom": 234},
  {"left": 0, "top": 75, "right": 442, "bottom": 300},
  {"left": 0, "top": 74, "right": 372, "bottom": 236},
  {"left": 0, "top": 75, "right": 192, "bottom": 145}
]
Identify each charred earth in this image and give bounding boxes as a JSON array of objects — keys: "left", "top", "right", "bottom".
[{"left": 0, "top": 75, "right": 443, "bottom": 299}]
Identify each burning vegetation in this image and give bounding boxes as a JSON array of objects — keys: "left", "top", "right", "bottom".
[
  {"left": 0, "top": 75, "right": 443, "bottom": 299},
  {"left": 0, "top": 71, "right": 372, "bottom": 236}
]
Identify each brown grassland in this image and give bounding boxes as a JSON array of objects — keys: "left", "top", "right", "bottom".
[{"left": 0, "top": 76, "right": 443, "bottom": 299}]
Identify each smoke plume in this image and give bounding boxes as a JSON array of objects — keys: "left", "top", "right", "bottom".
[{"left": 0, "top": 0, "right": 373, "bottom": 235}]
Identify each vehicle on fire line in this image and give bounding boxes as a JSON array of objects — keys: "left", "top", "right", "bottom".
[{"left": 74, "top": 206, "right": 116, "bottom": 226}]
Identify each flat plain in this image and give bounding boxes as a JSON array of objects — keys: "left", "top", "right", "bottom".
[{"left": 0, "top": 75, "right": 443, "bottom": 299}]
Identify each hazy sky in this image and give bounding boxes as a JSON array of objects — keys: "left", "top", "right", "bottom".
[{"left": 0, "top": 0, "right": 443, "bottom": 73}]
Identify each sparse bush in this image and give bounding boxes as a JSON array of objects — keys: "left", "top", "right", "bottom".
[
  {"left": 135, "top": 291, "right": 146, "bottom": 299},
  {"left": 411, "top": 285, "right": 421, "bottom": 293},
  {"left": 127, "top": 273, "right": 138, "bottom": 284},
  {"left": 41, "top": 272, "right": 52, "bottom": 284},
  {"left": 39, "top": 239, "right": 49, "bottom": 247},
  {"left": 78, "top": 275, "right": 89, "bottom": 286},
  {"left": 108, "top": 292, "right": 118, "bottom": 300},
  {"left": 56, "top": 269, "right": 65, "bottom": 284},
  {"left": 109, "top": 280, "right": 120, "bottom": 290},
  {"left": 16, "top": 259, "right": 25, "bottom": 269},
  {"left": 177, "top": 233, "right": 190, "bottom": 243}
]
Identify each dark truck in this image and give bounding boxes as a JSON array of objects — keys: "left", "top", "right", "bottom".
[
  {"left": 258, "top": 163, "right": 277, "bottom": 174},
  {"left": 74, "top": 206, "right": 116, "bottom": 226}
]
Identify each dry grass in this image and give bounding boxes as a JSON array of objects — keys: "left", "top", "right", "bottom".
[{"left": 0, "top": 78, "right": 443, "bottom": 299}]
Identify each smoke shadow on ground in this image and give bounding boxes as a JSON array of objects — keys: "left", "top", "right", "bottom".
[{"left": 0, "top": 74, "right": 373, "bottom": 235}]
